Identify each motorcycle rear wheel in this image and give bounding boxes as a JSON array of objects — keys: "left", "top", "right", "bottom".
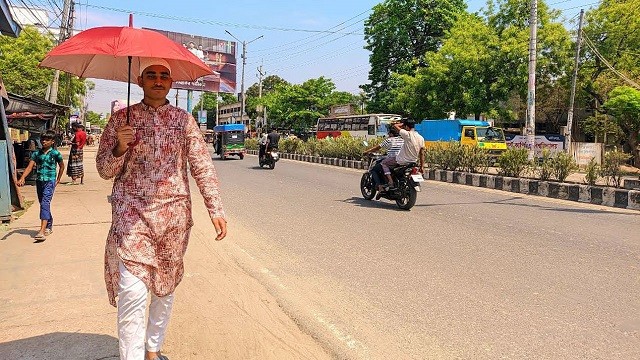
[
  {"left": 396, "top": 183, "right": 417, "bottom": 210},
  {"left": 269, "top": 161, "right": 276, "bottom": 169},
  {"left": 360, "top": 173, "right": 376, "bottom": 200}
]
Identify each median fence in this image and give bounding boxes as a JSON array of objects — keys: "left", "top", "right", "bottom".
[{"left": 245, "top": 150, "right": 640, "bottom": 211}]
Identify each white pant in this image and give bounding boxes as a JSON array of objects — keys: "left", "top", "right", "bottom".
[{"left": 118, "top": 261, "right": 174, "bottom": 360}]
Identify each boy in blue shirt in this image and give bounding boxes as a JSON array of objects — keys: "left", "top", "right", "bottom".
[{"left": 17, "top": 130, "right": 65, "bottom": 241}]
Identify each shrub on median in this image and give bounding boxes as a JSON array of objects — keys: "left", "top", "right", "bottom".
[
  {"left": 497, "top": 148, "right": 530, "bottom": 177},
  {"left": 601, "top": 150, "right": 631, "bottom": 188}
]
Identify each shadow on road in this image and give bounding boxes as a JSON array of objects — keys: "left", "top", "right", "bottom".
[
  {"left": 0, "top": 332, "right": 118, "bottom": 360},
  {"left": 416, "top": 196, "right": 636, "bottom": 215},
  {"left": 341, "top": 196, "right": 402, "bottom": 210}
]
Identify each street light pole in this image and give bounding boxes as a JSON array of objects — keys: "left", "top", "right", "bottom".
[
  {"left": 525, "top": 0, "right": 538, "bottom": 161},
  {"left": 225, "top": 30, "right": 263, "bottom": 127}
]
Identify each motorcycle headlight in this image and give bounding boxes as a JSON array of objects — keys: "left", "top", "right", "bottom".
[{"left": 271, "top": 152, "right": 279, "bottom": 160}]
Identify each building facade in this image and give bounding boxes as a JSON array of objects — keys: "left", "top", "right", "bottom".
[{"left": 217, "top": 101, "right": 249, "bottom": 126}]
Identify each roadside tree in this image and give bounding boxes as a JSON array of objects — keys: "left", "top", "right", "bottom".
[
  {"left": 362, "top": 0, "right": 466, "bottom": 113},
  {"left": 0, "top": 26, "right": 87, "bottom": 107}
]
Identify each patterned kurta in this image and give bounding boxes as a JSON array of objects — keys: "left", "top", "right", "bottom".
[{"left": 96, "top": 101, "right": 225, "bottom": 307}]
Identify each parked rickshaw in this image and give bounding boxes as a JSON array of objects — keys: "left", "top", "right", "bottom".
[{"left": 213, "top": 124, "right": 246, "bottom": 160}]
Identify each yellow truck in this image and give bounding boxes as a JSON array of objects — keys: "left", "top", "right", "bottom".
[{"left": 415, "top": 119, "right": 507, "bottom": 157}]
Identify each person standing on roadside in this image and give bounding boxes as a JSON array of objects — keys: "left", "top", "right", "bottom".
[
  {"left": 96, "top": 58, "right": 228, "bottom": 360},
  {"left": 67, "top": 122, "right": 87, "bottom": 184},
  {"left": 16, "top": 130, "right": 64, "bottom": 241}
]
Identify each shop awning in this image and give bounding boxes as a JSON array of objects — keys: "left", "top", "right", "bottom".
[{"left": 6, "top": 93, "right": 68, "bottom": 133}]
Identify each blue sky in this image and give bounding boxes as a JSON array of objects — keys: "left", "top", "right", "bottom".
[{"left": 73, "top": 0, "right": 596, "bottom": 114}]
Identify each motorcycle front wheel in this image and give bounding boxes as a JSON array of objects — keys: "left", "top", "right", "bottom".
[
  {"left": 396, "top": 183, "right": 417, "bottom": 210},
  {"left": 360, "top": 173, "right": 376, "bottom": 200},
  {"left": 269, "top": 161, "right": 276, "bottom": 169}
]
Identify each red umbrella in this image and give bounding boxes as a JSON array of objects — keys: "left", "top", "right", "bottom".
[
  {"left": 40, "top": 15, "right": 212, "bottom": 145},
  {"left": 40, "top": 14, "right": 211, "bottom": 82},
  {"left": 39, "top": 26, "right": 212, "bottom": 83}
]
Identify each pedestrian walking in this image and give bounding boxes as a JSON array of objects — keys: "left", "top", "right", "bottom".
[
  {"left": 67, "top": 122, "right": 86, "bottom": 184},
  {"left": 96, "top": 58, "right": 227, "bottom": 360},
  {"left": 16, "top": 130, "right": 64, "bottom": 241}
]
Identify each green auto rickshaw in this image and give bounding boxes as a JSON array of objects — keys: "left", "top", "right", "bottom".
[{"left": 213, "top": 124, "right": 246, "bottom": 160}]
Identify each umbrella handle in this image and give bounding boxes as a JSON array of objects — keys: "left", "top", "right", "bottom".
[
  {"left": 125, "top": 55, "right": 139, "bottom": 148},
  {"left": 127, "top": 132, "right": 141, "bottom": 147},
  {"left": 126, "top": 56, "right": 131, "bottom": 125}
]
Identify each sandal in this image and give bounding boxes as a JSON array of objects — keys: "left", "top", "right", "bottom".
[
  {"left": 44, "top": 228, "right": 53, "bottom": 236},
  {"left": 34, "top": 233, "right": 46, "bottom": 241}
]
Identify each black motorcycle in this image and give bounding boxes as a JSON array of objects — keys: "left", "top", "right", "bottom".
[
  {"left": 360, "top": 153, "right": 424, "bottom": 210},
  {"left": 259, "top": 148, "right": 279, "bottom": 169}
]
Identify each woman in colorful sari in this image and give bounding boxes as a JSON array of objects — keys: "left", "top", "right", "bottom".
[{"left": 67, "top": 122, "right": 87, "bottom": 184}]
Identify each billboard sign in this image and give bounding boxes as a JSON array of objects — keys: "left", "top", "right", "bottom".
[
  {"left": 144, "top": 28, "right": 237, "bottom": 94},
  {"left": 505, "top": 134, "right": 565, "bottom": 157},
  {"left": 197, "top": 110, "right": 207, "bottom": 124},
  {"left": 110, "top": 99, "right": 127, "bottom": 115}
]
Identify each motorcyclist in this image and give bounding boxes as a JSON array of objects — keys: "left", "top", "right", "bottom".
[
  {"left": 363, "top": 126, "right": 404, "bottom": 195},
  {"left": 266, "top": 128, "right": 281, "bottom": 153},
  {"left": 258, "top": 131, "right": 268, "bottom": 160},
  {"left": 380, "top": 118, "right": 425, "bottom": 189}
]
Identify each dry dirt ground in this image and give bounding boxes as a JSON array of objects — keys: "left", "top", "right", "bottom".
[{"left": 0, "top": 147, "right": 333, "bottom": 360}]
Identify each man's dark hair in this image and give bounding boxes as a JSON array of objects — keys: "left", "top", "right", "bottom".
[
  {"left": 402, "top": 118, "right": 416, "bottom": 129},
  {"left": 41, "top": 130, "right": 56, "bottom": 141},
  {"left": 388, "top": 127, "right": 400, "bottom": 136}
]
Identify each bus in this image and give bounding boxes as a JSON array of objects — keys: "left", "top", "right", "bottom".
[{"left": 315, "top": 113, "right": 402, "bottom": 139}]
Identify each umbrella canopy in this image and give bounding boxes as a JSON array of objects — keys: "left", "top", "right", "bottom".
[{"left": 40, "top": 26, "right": 212, "bottom": 82}]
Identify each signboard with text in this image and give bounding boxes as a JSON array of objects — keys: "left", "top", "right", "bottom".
[
  {"left": 144, "top": 28, "right": 237, "bottom": 94},
  {"left": 197, "top": 110, "right": 208, "bottom": 124},
  {"left": 505, "top": 134, "right": 565, "bottom": 157}
]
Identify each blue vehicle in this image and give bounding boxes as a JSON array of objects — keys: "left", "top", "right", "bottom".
[
  {"left": 415, "top": 119, "right": 507, "bottom": 159},
  {"left": 213, "top": 124, "right": 246, "bottom": 160}
]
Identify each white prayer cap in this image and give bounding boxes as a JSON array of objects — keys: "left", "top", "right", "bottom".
[{"left": 139, "top": 57, "right": 171, "bottom": 76}]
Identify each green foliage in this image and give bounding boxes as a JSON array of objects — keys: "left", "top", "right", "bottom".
[
  {"left": 0, "top": 26, "right": 54, "bottom": 97},
  {"left": 536, "top": 149, "right": 554, "bottom": 181},
  {"left": 582, "top": 0, "right": 640, "bottom": 113},
  {"left": 552, "top": 152, "right": 578, "bottom": 182},
  {"left": 461, "top": 146, "right": 491, "bottom": 174},
  {"left": 245, "top": 138, "right": 258, "bottom": 150},
  {"left": 85, "top": 110, "right": 106, "bottom": 128},
  {"left": 245, "top": 75, "right": 290, "bottom": 119},
  {"left": 376, "top": 0, "right": 572, "bottom": 121},
  {"left": 603, "top": 86, "right": 640, "bottom": 166},
  {"left": 582, "top": 112, "right": 622, "bottom": 144},
  {"left": 497, "top": 148, "right": 530, "bottom": 177},
  {"left": 423, "top": 142, "right": 490, "bottom": 173},
  {"left": 601, "top": 150, "right": 632, "bottom": 188},
  {"left": 584, "top": 157, "right": 600, "bottom": 186},
  {"left": 0, "top": 26, "right": 86, "bottom": 106},
  {"left": 362, "top": 0, "right": 466, "bottom": 113},
  {"left": 278, "top": 137, "right": 305, "bottom": 154},
  {"left": 313, "top": 136, "right": 369, "bottom": 160},
  {"left": 258, "top": 76, "right": 357, "bottom": 131}
]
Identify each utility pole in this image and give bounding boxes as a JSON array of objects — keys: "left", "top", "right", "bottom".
[
  {"left": 565, "top": 9, "right": 585, "bottom": 154},
  {"left": 49, "top": 0, "right": 73, "bottom": 104},
  {"left": 225, "top": 30, "right": 263, "bottom": 128},
  {"left": 175, "top": 89, "right": 179, "bottom": 107},
  {"left": 215, "top": 92, "right": 219, "bottom": 126},
  {"left": 525, "top": 0, "right": 538, "bottom": 161},
  {"left": 257, "top": 64, "right": 266, "bottom": 129}
]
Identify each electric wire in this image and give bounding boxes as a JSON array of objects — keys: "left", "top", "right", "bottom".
[
  {"left": 581, "top": 31, "right": 640, "bottom": 89},
  {"left": 83, "top": 3, "right": 365, "bottom": 36}
]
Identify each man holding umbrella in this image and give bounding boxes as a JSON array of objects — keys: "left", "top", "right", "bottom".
[{"left": 96, "top": 58, "right": 227, "bottom": 360}]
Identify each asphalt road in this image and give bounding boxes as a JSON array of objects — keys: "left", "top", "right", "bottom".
[{"left": 211, "top": 151, "right": 640, "bottom": 360}]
